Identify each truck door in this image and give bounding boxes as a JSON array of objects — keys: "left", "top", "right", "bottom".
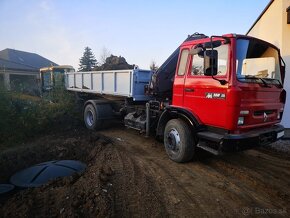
[
  {"left": 41, "top": 70, "right": 53, "bottom": 91},
  {"left": 172, "top": 48, "right": 190, "bottom": 106},
  {"left": 183, "top": 44, "right": 229, "bottom": 128}
]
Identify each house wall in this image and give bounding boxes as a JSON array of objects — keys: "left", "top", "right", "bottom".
[{"left": 248, "top": 0, "right": 290, "bottom": 128}]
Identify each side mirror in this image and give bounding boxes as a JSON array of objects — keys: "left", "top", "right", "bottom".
[
  {"left": 281, "top": 65, "right": 285, "bottom": 84},
  {"left": 204, "top": 50, "right": 218, "bottom": 76},
  {"left": 189, "top": 47, "right": 203, "bottom": 55}
]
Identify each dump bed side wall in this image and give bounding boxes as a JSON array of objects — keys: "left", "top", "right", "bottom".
[{"left": 65, "top": 69, "right": 153, "bottom": 101}]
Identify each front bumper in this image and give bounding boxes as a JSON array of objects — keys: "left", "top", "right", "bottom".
[
  {"left": 197, "top": 124, "right": 284, "bottom": 153},
  {"left": 221, "top": 124, "right": 284, "bottom": 152}
]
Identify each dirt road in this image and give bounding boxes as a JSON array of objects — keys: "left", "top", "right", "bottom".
[
  {"left": 0, "top": 125, "right": 289, "bottom": 217},
  {"left": 100, "top": 127, "right": 290, "bottom": 217}
]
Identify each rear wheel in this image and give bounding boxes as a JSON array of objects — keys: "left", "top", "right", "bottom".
[
  {"left": 164, "top": 119, "right": 195, "bottom": 163},
  {"left": 84, "top": 104, "right": 102, "bottom": 130}
]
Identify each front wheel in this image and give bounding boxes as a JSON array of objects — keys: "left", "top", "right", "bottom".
[{"left": 164, "top": 119, "right": 195, "bottom": 163}]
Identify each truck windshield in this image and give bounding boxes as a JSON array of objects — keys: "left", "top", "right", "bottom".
[
  {"left": 236, "top": 39, "right": 282, "bottom": 86},
  {"left": 53, "top": 69, "right": 65, "bottom": 87}
]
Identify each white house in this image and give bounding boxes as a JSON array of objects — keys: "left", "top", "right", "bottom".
[{"left": 247, "top": 0, "right": 290, "bottom": 129}]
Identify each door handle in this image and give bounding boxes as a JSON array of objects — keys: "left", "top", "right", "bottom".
[{"left": 184, "top": 88, "right": 194, "bottom": 92}]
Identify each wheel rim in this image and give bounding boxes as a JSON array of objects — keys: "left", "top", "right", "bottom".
[
  {"left": 86, "top": 110, "right": 94, "bottom": 127},
  {"left": 166, "top": 128, "right": 181, "bottom": 153}
]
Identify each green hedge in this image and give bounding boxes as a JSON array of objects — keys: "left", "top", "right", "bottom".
[{"left": 0, "top": 86, "right": 80, "bottom": 148}]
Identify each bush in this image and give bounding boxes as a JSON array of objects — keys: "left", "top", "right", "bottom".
[{"left": 0, "top": 86, "right": 81, "bottom": 148}]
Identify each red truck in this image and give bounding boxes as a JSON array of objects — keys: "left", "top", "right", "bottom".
[{"left": 66, "top": 33, "right": 286, "bottom": 162}]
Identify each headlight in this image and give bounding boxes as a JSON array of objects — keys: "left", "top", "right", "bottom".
[
  {"left": 238, "top": 117, "right": 244, "bottom": 125},
  {"left": 240, "top": 110, "right": 249, "bottom": 115}
]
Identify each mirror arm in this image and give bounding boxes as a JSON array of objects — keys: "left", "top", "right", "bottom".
[
  {"left": 210, "top": 35, "right": 231, "bottom": 44},
  {"left": 210, "top": 36, "right": 228, "bottom": 86},
  {"left": 213, "top": 77, "right": 228, "bottom": 85}
]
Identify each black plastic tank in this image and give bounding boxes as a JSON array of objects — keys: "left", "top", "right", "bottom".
[{"left": 10, "top": 160, "right": 86, "bottom": 188}]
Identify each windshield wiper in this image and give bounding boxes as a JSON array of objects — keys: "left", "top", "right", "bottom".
[
  {"left": 263, "top": 78, "right": 283, "bottom": 88},
  {"left": 243, "top": 75, "right": 271, "bottom": 88}
]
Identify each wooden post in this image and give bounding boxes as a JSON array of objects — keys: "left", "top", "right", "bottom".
[{"left": 4, "top": 73, "right": 10, "bottom": 90}]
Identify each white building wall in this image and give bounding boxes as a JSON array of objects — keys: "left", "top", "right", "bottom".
[{"left": 248, "top": 0, "right": 290, "bottom": 128}]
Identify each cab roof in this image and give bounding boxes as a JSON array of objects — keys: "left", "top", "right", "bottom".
[{"left": 40, "top": 65, "right": 74, "bottom": 71}]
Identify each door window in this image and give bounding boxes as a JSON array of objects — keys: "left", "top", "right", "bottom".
[
  {"left": 191, "top": 44, "right": 229, "bottom": 76},
  {"left": 177, "top": 49, "right": 189, "bottom": 76}
]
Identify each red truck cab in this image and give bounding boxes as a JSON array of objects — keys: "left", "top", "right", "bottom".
[{"left": 165, "top": 34, "right": 285, "bottom": 158}]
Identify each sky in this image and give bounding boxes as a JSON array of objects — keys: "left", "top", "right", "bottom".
[{"left": 0, "top": 0, "right": 270, "bottom": 70}]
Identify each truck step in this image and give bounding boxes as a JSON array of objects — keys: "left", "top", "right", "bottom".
[
  {"left": 197, "top": 131, "right": 223, "bottom": 143},
  {"left": 197, "top": 142, "right": 220, "bottom": 156}
]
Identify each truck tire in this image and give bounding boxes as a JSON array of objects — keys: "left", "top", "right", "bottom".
[
  {"left": 84, "top": 104, "right": 102, "bottom": 130},
  {"left": 164, "top": 119, "right": 195, "bottom": 163}
]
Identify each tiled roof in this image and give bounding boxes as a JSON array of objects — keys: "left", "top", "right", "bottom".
[{"left": 0, "top": 48, "right": 58, "bottom": 71}]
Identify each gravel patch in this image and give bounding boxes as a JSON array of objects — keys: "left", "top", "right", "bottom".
[{"left": 265, "top": 139, "right": 290, "bottom": 154}]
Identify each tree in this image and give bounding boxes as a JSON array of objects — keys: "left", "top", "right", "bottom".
[
  {"left": 150, "top": 60, "right": 159, "bottom": 71},
  {"left": 78, "top": 47, "right": 97, "bottom": 71}
]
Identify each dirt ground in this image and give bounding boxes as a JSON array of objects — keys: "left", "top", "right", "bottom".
[{"left": 0, "top": 125, "right": 289, "bottom": 217}]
